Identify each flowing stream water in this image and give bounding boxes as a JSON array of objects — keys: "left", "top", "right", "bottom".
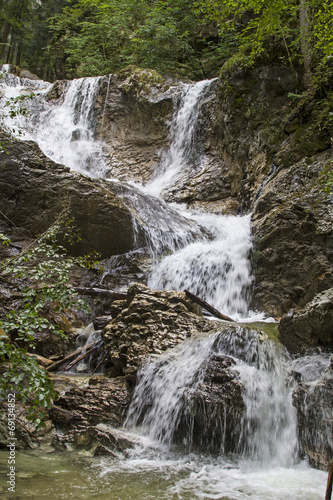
[{"left": 0, "top": 65, "right": 329, "bottom": 499}]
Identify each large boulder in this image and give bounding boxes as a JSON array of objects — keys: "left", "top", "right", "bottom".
[
  {"left": 0, "top": 130, "right": 141, "bottom": 258},
  {"left": 176, "top": 351, "right": 245, "bottom": 453},
  {"left": 102, "top": 283, "right": 209, "bottom": 381},
  {"left": 52, "top": 375, "right": 131, "bottom": 428}
]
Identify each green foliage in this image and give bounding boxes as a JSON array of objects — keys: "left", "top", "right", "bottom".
[
  {"left": 46, "top": 0, "right": 225, "bottom": 79},
  {"left": 0, "top": 341, "right": 56, "bottom": 428},
  {"left": 0, "top": 214, "right": 98, "bottom": 428},
  {"left": 196, "top": 0, "right": 333, "bottom": 80},
  {"left": 314, "top": 1, "right": 333, "bottom": 62},
  {"left": 1, "top": 0, "right": 332, "bottom": 83}
]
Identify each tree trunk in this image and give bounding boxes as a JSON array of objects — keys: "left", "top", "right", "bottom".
[
  {"left": 1, "top": 21, "right": 11, "bottom": 61},
  {"left": 299, "top": 0, "right": 312, "bottom": 89},
  {"left": 15, "top": 40, "right": 22, "bottom": 66},
  {"left": 185, "top": 289, "right": 234, "bottom": 322}
]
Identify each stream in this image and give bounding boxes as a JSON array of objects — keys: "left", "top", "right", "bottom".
[{"left": 0, "top": 65, "right": 329, "bottom": 499}]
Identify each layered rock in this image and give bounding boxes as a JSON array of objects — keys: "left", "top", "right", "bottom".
[
  {"left": 251, "top": 151, "right": 333, "bottom": 317},
  {"left": 102, "top": 283, "right": 209, "bottom": 380},
  {"left": 95, "top": 67, "right": 175, "bottom": 184}
]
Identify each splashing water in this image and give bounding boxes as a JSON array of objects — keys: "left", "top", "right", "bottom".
[
  {"left": 125, "top": 327, "right": 298, "bottom": 466},
  {"left": 148, "top": 211, "right": 254, "bottom": 320}
]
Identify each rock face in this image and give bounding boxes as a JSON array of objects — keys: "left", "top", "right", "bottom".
[
  {"left": 251, "top": 152, "right": 333, "bottom": 317},
  {"left": 48, "top": 374, "right": 133, "bottom": 454},
  {"left": 103, "top": 283, "right": 209, "bottom": 380},
  {"left": 95, "top": 68, "right": 175, "bottom": 184},
  {"left": 53, "top": 375, "right": 131, "bottom": 428},
  {"left": 279, "top": 287, "right": 333, "bottom": 353},
  {"left": 0, "top": 130, "right": 142, "bottom": 258},
  {"left": 293, "top": 358, "right": 333, "bottom": 470}
]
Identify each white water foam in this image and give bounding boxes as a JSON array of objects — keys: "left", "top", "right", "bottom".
[{"left": 0, "top": 67, "right": 106, "bottom": 176}]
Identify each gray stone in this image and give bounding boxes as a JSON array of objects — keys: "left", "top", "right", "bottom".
[
  {"left": 0, "top": 130, "right": 139, "bottom": 258},
  {"left": 279, "top": 288, "right": 333, "bottom": 352},
  {"left": 293, "top": 358, "right": 333, "bottom": 470},
  {"left": 103, "top": 283, "right": 208, "bottom": 380}
]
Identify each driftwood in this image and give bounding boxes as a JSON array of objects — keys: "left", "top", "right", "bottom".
[
  {"left": 326, "top": 458, "right": 333, "bottom": 500},
  {"left": 63, "top": 345, "right": 98, "bottom": 371},
  {"left": 91, "top": 352, "right": 108, "bottom": 375},
  {"left": 47, "top": 342, "right": 96, "bottom": 372},
  {"left": 185, "top": 289, "right": 234, "bottom": 322},
  {"left": 75, "top": 287, "right": 127, "bottom": 300}
]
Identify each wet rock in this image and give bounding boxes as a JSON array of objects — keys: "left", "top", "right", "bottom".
[
  {"left": 53, "top": 423, "right": 149, "bottom": 457},
  {"left": 103, "top": 283, "right": 209, "bottom": 380},
  {"left": 71, "top": 424, "right": 141, "bottom": 456},
  {"left": 93, "top": 315, "right": 113, "bottom": 330},
  {"left": 176, "top": 352, "right": 245, "bottom": 453},
  {"left": 279, "top": 288, "right": 333, "bottom": 353},
  {"left": 48, "top": 405, "right": 78, "bottom": 426},
  {"left": 49, "top": 375, "right": 134, "bottom": 455},
  {"left": 19, "top": 69, "right": 41, "bottom": 81},
  {"left": 0, "top": 401, "right": 55, "bottom": 450},
  {"left": 0, "top": 130, "right": 144, "bottom": 258},
  {"left": 95, "top": 68, "right": 175, "bottom": 184},
  {"left": 293, "top": 357, "right": 333, "bottom": 470}
]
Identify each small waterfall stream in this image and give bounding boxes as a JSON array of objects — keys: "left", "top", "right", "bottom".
[{"left": 0, "top": 66, "right": 329, "bottom": 499}]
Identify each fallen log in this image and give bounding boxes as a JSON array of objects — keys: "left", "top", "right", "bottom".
[
  {"left": 64, "top": 345, "right": 98, "bottom": 371},
  {"left": 326, "top": 458, "right": 333, "bottom": 500},
  {"left": 185, "top": 290, "right": 234, "bottom": 322},
  {"left": 26, "top": 352, "right": 54, "bottom": 368},
  {"left": 75, "top": 287, "right": 127, "bottom": 300},
  {"left": 47, "top": 342, "right": 96, "bottom": 372}
]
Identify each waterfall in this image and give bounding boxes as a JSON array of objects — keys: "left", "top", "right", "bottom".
[
  {"left": 148, "top": 211, "right": 254, "bottom": 320},
  {"left": 0, "top": 67, "right": 328, "bottom": 498},
  {"left": 146, "top": 79, "right": 216, "bottom": 196},
  {"left": 125, "top": 326, "right": 299, "bottom": 467},
  {"left": 0, "top": 66, "right": 106, "bottom": 177}
]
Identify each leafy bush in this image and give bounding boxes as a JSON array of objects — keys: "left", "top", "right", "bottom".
[{"left": 0, "top": 213, "right": 98, "bottom": 428}]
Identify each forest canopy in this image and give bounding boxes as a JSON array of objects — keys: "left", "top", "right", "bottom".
[{"left": 0, "top": 0, "right": 332, "bottom": 83}]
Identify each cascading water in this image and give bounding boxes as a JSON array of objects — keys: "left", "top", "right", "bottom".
[
  {"left": 0, "top": 65, "right": 106, "bottom": 176},
  {"left": 148, "top": 211, "right": 254, "bottom": 320},
  {"left": 125, "top": 327, "right": 299, "bottom": 465},
  {"left": 0, "top": 67, "right": 328, "bottom": 499},
  {"left": 146, "top": 79, "right": 216, "bottom": 196}
]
